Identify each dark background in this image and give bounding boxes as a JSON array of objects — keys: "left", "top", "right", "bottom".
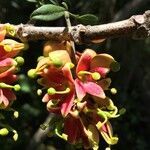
[{"left": 0, "top": 0, "right": 150, "bottom": 149}]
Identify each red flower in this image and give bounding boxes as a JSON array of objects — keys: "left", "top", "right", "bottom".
[
  {"left": 0, "top": 26, "right": 24, "bottom": 109},
  {"left": 75, "top": 49, "right": 115, "bottom": 100},
  {"left": 29, "top": 50, "right": 75, "bottom": 117}
]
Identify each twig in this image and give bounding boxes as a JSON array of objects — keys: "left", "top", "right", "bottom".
[
  {"left": 26, "top": 114, "right": 54, "bottom": 150},
  {"left": 1, "top": 10, "right": 150, "bottom": 44}
]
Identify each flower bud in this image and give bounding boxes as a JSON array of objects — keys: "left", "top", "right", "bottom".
[
  {"left": 13, "top": 133, "right": 18, "bottom": 141},
  {"left": 110, "top": 88, "right": 117, "bottom": 95},
  {"left": 15, "top": 57, "right": 24, "bottom": 66},
  {"left": 37, "top": 89, "right": 42, "bottom": 96},
  {"left": 13, "top": 111, "right": 19, "bottom": 118},
  {"left": 110, "top": 61, "right": 120, "bottom": 72}
]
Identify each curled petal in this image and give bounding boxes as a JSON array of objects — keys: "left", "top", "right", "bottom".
[
  {"left": 0, "top": 89, "right": 9, "bottom": 107},
  {"left": 99, "top": 121, "right": 118, "bottom": 145},
  {"left": 0, "top": 89, "right": 16, "bottom": 108},
  {"left": 90, "top": 53, "right": 115, "bottom": 69},
  {"left": 76, "top": 49, "right": 96, "bottom": 73}
]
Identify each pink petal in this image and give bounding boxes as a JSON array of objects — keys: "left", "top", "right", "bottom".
[
  {"left": 82, "top": 81, "right": 106, "bottom": 99},
  {"left": 61, "top": 91, "right": 75, "bottom": 117},
  {"left": 62, "top": 63, "right": 74, "bottom": 83},
  {"left": 0, "top": 89, "right": 9, "bottom": 107},
  {"left": 76, "top": 49, "right": 96, "bottom": 73},
  {"left": 0, "top": 58, "right": 14, "bottom": 67},
  {"left": 75, "top": 79, "right": 86, "bottom": 100},
  {"left": 0, "top": 89, "right": 16, "bottom": 107}
]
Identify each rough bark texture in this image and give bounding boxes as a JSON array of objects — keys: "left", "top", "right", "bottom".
[{"left": 1, "top": 10, "right": 150, "bottom": 44}]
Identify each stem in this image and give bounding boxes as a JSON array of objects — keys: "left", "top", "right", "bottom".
[{"left": 64, "top": 11, "right": 77, "bottom": 66}]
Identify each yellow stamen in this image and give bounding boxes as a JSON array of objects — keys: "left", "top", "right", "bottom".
[
  {"left": 0, "top": 83, "right": 21, "bottom": 91},
  {"left": 78, "top": 71, "right": 101, "bottom": 80},
  {"left": 47, "top": 87, "right": 70, "bottom": 95}
]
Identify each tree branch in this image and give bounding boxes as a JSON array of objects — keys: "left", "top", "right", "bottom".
[
  {"left": 1, "top": 10, "right": 150, "bottom": 44},
  {"left": 26, "top": 114, "right": 54, "bottom": 150}
]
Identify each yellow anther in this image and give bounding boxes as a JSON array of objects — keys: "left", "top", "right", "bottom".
[
  {"left": 91, "top": 72, "right": 101, "bottom": 80},
  {"left": 0, "top": 128, "right": 9, "bottom": 136}
]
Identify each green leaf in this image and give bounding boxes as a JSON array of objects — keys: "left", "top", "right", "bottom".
[
  {"left": 30, "top": 4, "right": 66, "bottom": 21},
  {"left": 27, "top": 0, "right": 37, "bottom": 2},
  {"left": 76, "top": 14, "right": 98, "bottom": 25},
  {"left": 49, "top": 0, "right": 59, "bottom": 5}
]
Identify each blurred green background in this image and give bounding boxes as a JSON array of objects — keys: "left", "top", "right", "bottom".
[{"left": 0, "top": 0, "right": 150, "bottom": 149}]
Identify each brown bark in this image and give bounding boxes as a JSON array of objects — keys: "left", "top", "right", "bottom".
[{"left": 1, "top": 10, "right": 150, "bottom": 44}]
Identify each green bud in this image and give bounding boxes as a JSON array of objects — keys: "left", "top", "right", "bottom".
[
  {"left": 110, "top": 88, "right": 117, "bottom": 95},
  {"left": 0, "top": 128, "right": 9, "bottom": 136},
  {"left": 13, "top": 111, "right": 19, "bottom": 118},
  {"left": 15, "top": 57, "right": 24, "bottom": 66},
  {"left": 13, "top": 133, "right": 18, "bottom": 141},
  {"left": 49, "top": 54, "right": 62, "bottom": 67},
  {"left": 119, "top": 108, "right": 126, "bottom": 115},
  {"left": 37, "top": 89, "right": 42, "bottom": 96},
  {"left": 110, "top": 61, "right": 120, "bottom": 72}
]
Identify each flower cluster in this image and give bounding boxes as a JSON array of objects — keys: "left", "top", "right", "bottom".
[
  {"left": 0, "top": 25, "right": 25, "bottom": 139},
  {"left": 28, "top": 41, "right": 121, "bottom": 149}
]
